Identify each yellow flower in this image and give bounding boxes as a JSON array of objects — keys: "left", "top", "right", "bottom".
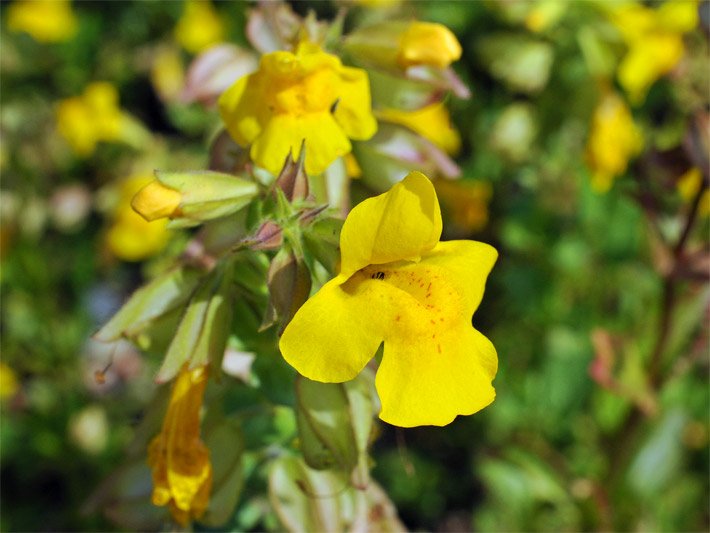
[
  {"left": 397, "top": 22, "right": 462, "bottom": 69},
  {"left": 0, "top": 362, "right": 19, "bottom": 401},
  {"left": 279, "top": 172, "right": 498, "bottom": 427},
  {"left": 677, "top": 167, "right": 710, "bottom": 216},
  {"left": 7, "top": 0, "right": 78, "bottom": 43},
  {"left": 56, "top": 82, "right": 127, "bottom": 157},
  {"left": 148, "top": 365, "right": 212, "bottom": 526},
  {"left": 218, "top": 41, "right": 377, "bottom": 176},
  {"left": 435, "top": 179, "right": 492, "bottom": 233},
  {"left": 174, "top": 0, "right": 225, "bottom": 54},
  {"left": 585, "top": 92, "right": 643, "bottom": 192},
  {"left": 377, "top": 102, "right": 462, "bottom": 155},
  {"left": 610, "top": 1, "right": 698, "bottom": 103},
  {"left": 106, "top": 176, "right": 171, "bottom": 262}
]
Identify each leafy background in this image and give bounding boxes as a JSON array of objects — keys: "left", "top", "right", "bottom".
[{"left": 1, "top": 0, "right": 708, "bottom": 531}]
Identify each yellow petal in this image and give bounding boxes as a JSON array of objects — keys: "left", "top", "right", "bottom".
[
  {"left": 377, "top": 323, "right": 496, "bottom": 427},
  {"left": 174, "top": 0, "right": 224, "bottom": 54},
  {"left": 250, "top": 113, "right": 351, "bottom": 176},
  {"left": 7, "top": 0, "right": 78, "bottom": 43},
  {"left": 131, "top": 180, "right": 182, "bottom": 221},
  {"left": 279, "top": 277, "right": 386, "bottom": 383},
  {"left": 334, "top": 66, "right": 377, "bottom": 141},
  {"left": 421, "top": 240, "right": 498, "bottom": 316},
  {"left": 377, "top": 103, "right": 461, "bottom": 155},
  {"left": 397, "top": 22, "right": 462, "bottom": 69},
  {"left": 339, "top": 171, "right": 442, "bottom": 278},
  {"left": 218, "top": 73, "right": 265, "bottom": 147}
]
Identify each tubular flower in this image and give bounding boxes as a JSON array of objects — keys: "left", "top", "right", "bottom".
[
  {"left": 397, "top": 21, "right": 462, "bottom": 69},
  {"left": 174, "top": 0, "right": 224, "bottom": 54},
  {"left": 56, "top": 82, "right": 127, "bottom": 157},
  {"left": 218, "top": 41, "right": 377, "bottom": 176},
  {"left": 7, "top": 0, "right": 77, "bottom": 43},
  {"left": 147, "top": 365, "right": 212, "bottom": 526},
  {"left": 377, "top": 102, "right": 462, "bottom": 156},
  {"left": 106, "top": 176, "right": 171, "bottom": 262},
  {"left": 610, "top": 1, "right": 698, "bottom": 104},
  {"left": 585, "top": 92, "right": 643, "bottom": 192},
  {"left": 279, "top": 171, "right": 498, "bottom": 427},
  {"left": 131, "top": 180, "right": 182, "bottom": 222}
]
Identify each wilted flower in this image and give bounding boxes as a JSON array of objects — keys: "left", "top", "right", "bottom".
[
  {"left": 7, "top": 0, "right": 77, "bottom": 43},
  {"left": 279, "top": 171, "right": 498, "bottom": 427},
  {"left": 174, "top": 0, "right": 224, "bottom": 54},
  {"left": 148, "top": 365, "right": 212, "bottom": 526},
  {"left": 377, "top": 102, "right": 461, "bottom": 155},
  {"left": 610, "top": 0, "right": 698, "bottom": 104},
  {"left": 585, "top": 92, "right": 643, "bottom": 192},
  {"left": 218, "top": 41, "right": 377, "bottom": 175},
  {"left": 105, "top": 176, "right": 171, "bottom": 262},
  {"left": 55, "top": 82, "right": 136, "bottom": 157}
]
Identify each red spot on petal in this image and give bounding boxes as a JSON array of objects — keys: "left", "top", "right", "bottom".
[
  {"left": 430, "top": 319, "right": 436, "bottom": 325},
  {"left": 437, "top": 344, "right": 442, "bottom": 354},
  {"left": 395, "top": 315, "right": 401, "bottom": 321}
]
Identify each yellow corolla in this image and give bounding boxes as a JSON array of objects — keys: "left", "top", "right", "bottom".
[
  {"left": 610, "top": 1, "right": 698, "bottom": 104},
  {"left": 148, "top": 365, "right": 212, "bottom": 526},
  {"left": 377, "top": 102, "right": 462, "bottom": 155},
  {"left": 397, "top": 21, "right": 462, "bottom": 69},
  {"left": 279, "top": 171, "right": 498, "bottom": 427},
  {"left": 585, "top": 92, "right": 643, "bottom": 192},
  {"left": 218, "top": 41, "right": 377, "bottom": 176},
  {"left": 105, "top": 176, "right": 171, "bottom": 262},
  {"left": 56, "top": 82, "right": 126, "bottom": 157},
  {"left": 174, "top": 0, "right": 224, "bottom": 55},
  {"left": 7, "top": 0, "right": 78, "bottom": 43}
]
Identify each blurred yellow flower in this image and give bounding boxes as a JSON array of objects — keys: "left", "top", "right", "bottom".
[
  {"left": 397, "top": 22, "right": 462, "bottom": 69},
  {"left": 586, "top": 92, "right": 643, "bottom": 192},
  {"left": 131, "top": 180, "right": 182, "bottom": 222},
  {"left": 56, "top": 82, "right": 127, "bottom": 157},
  {"left": 435, "top": 179, "right": 492, "bottom": 233},
  {"left": 7, "top": 0, "right": 78, "bottom": 43},
  {"left": 174, "top": 0, "right": 225, "bottom": 54},
  {"left": 677, "top": 167, "right": 710, "bottom": 217},
  {"left": 0, "top": 362, "right": 19, "bottom": 401},
  {"left": 280, "top": 172, "right": 498, "bottom": 427},
  {"left": 377, "top": 102, "right": 462, "bottom": 155},
  {"left": 151, "top": 46, "right": 185, "bottom": 102},
  {"left": 219, "top": 41, "right": 377, "bottom": 175},
  {"left": 610, "top": 1, "right": 698, "bottom": 103},
  {"left": 148, "top": 365, "right": 212, "bottom": 526},
  {"left": 105, "top": 176, "right": 171, "bottom": 262}
]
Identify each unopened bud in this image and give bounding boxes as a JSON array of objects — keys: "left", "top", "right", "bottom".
[
  {"left": 397, "top": 22, "right": 461, "bottom": 69},
  {"left": 132, "top": 180, "right": 182, "bottom": 221}
]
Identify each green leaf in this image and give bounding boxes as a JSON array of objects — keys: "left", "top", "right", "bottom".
[{"left": 93, "top": 266, "right": 202, "bottom": 342}]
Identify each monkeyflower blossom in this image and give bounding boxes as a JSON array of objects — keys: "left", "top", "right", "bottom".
[
  {"left": 585, "top": 92, "right": 643, "bottom": 192},
  {"left": 105, "top": 176, "right": 171, "bottom": 262},
  {"left": 610, "top": 0, "right": 698, "bottom": 104},
  {"left": 280, "top": 172, "right": 498, "bottom": 427},
  {"left": 218, "top": 41, "right": 377, "bottom": 176},
  {"left": 148, "top": 365, "right": 212, "bottom": 526},
  {"left": 7, "top": 0, "right": 77, "bottom": 43},
  {"left": 56, "top": 82, "right": 131, "bottom": 157},
  {"left": 377, "top": 102, "right": 462, "bottom": 156},
  {"left": 397, "top": 21, "right": 462, "bottom": 69},
  {"left": 174, "top": 0, "right": 224, "bottom": 54}
]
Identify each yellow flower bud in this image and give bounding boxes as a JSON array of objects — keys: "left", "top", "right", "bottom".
[
  {"left": 131, "top": 180, "right": 182, "bottom": 222},
  {"left": 397, "top": 22, "right": 462, "bottom": 69}
]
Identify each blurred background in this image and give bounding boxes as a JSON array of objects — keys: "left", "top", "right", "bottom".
[{"left": 1, "top": 0, "right": 708, "bottom": 531}]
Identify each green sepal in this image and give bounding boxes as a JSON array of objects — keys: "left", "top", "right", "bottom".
[
  {"left": 302, "top": 216, "right": 343, "bottom": 275},
  {"left": 156, "top": 170, "right": 259, "bottom": 228},
  {"left": 156, "top": 265, "right": 233, "bottom": 382},
  {"left": 93, "top": 266, "right": 202, "bottom": 343},
  {"left": 261, "top": 246, "right": 312, "bottom": 334}
]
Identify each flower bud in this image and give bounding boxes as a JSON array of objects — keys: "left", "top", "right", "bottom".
[
  {"left": 131, "top": 180, "right": 182, "bottom": 222},
  {"left": 397, "top": 22, "right": 461, "bottom": 69}
]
